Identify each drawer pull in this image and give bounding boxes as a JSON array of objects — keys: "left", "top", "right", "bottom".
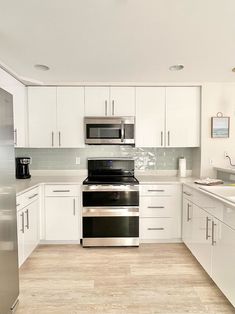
[
  {"left": 52, "top": 190, "right": 70, "bottom": 193},
  {"left": 183, "top": 191, "right": 192, "bottom": 197},
  {"left": 147, "top": 206, "right": 165, "bottom": 209},
  {"left": 148, "top": 189, "right": 165, "bottom": 192},
  {"left": 206, "top": 216, "right": 211, "bottom": 240},
  {"left": 25, "top": 209, "right": 29, "bottom": 229},
  {"left": 28, "top": 193, "right": 38, "bottom": 200},
  {"left": 16, "top": 204, "right": 20, "bottom": 207},
  {"left": 20, "top": 212, "right": 24, "bottom": 233},
  {"left": 147, "top": 227, "right": 164, "bottom": 231}
]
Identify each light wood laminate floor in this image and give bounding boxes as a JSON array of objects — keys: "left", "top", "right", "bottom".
[{"left": 16, "top": 244, "right": 235, "bottom": 314}]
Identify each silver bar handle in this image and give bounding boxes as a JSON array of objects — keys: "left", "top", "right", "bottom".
[
  {"left": 52, "top": 131, "right": 54, "bottom": 147},
  {"left": 105, "top": 100, "right": 108, "bottom": 116},
  {"left": 206, "top": 216, "right": 211, "bottom": 240},
  {"left": 73, "top": 198, "right": 76, "bottom": 216},
  {"left": 121, "top": 120, "right": 124, "bottom": 142},
  {"left": 16, "top": 203, "right": 20, "bottom": 207},
  {"left": 25, "top": 209, "right": 29, "bottom": 229},
  {"left": 112, "top": 100, "right": 114, "bottom": 115},
  {"left": 212, "top": 220, "right": 217, "bottom": 246},
  {"left": 20, "top": 212, "right": 24, "bottom": 233},
  {"left": 187, "top": 203, "right": 191, "bottom": 222},
  {"left": 59, "top": 131, "right": 61, "bottom": 147},
  {"left": 28, "top": 193, "right": 38, "bottom": 200},
  {"left": 148, "top": 227, "right": 164, "bottom": 231},
  {"left": 161, "top": 131, "right": 163, "bottom": 146},
  {"left": 53, "top": 189, "right": 70, "bottom": 193},
  {"left": 183, "top": 191, "right": 192, "bottom": 197},
  {"left": 148, "top": 189, "right": 165, "bottom": 192},
  {"left": 168, "top": 131, "right": 170, "bottom": 146},
  {"left": 14, "top": 129, "right": 17, "bottom": 146},
  {"left": 147, "top": 206, "right": 165, "bottom": 209}
]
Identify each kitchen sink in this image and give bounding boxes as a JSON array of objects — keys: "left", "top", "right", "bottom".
[{"left": 199, "top": 185, "right": 235, "bottom": 203}]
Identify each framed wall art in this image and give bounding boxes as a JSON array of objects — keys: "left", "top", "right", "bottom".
[{"left": 211, "top": 112, "right": 230, "bottom": 138}]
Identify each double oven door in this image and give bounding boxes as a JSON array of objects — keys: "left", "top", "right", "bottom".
[{"left": 82, "top": 185, "right": 139, "bottom": 246}]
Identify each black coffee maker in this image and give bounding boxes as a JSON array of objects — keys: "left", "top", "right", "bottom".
[{"left": 15, "top": 157, "right": 31, "bottom": 179}]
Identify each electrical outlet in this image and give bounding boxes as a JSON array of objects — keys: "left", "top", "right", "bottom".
[
  {"left": 75, "top": 157, "right": 80, "bottom": 165},
  {"left": 209, "top": 159, "right": 213, "bottom": 165},
  {"left": 224, "top": 151, "right": 228, "bottom": 158}
]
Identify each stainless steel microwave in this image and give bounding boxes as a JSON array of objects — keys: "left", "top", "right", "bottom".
[{"left": 84, "top": 116, "right": 135, "bottom": 145}]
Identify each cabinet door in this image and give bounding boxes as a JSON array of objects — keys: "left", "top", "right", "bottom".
[
  {"left": 45, "top": 197, "right": 79, "bottom": 240},
  {"left": 84, "top": 87, "right": 109, "bottom": 116},
  {"left": 17, "top": 209, "right": 25, "bottom": 267},
  {"left": 57, "top": 87, "right": 85, "bottom": 147},
  {"left": 110, "top": 87, "right": 135, "bottom": 116},
  {"left": 13, "top": 85, "right": 27, "bottom": 147},
  {"left": 28, "top": 87, "right": 57, "bottom": 147},
  {"left": 166, "top": 87, "right": 200, "bottom": 147},
  {"left": 191, "top": 205, "right": 212, "bottom": 274},
  {"left": 212, "top": 219, "right": 235, "bottom": 307},
  {"left": 182, "top": 197, "right": 193, "bottom": 250},
  {"left": 136, "top": 87, "right": 165, "bottom": 147},
  {"left": 24, "top": 200, "right": 39, "bottom": 259}
]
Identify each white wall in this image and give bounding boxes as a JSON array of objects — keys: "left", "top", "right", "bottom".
[
  {"left": 200, "top": 83, "right": 235, "bottom": 177},
  {"left": 0, "top": 67, "right": 26, "bottom": 146}
]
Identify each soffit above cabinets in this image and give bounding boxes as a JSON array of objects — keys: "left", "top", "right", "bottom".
[{"left": 1, "top": 0, "right": 235, "bottom": 84}]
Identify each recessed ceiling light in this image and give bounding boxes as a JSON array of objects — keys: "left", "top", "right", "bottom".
[
  {"left": 169, "top": 64, "right": 184, "bottom": 71},
  {"left": 232, "top": 67, "right": 235, "bottom": 72},
  {"left": 34, "top": 64, "right": 50, "bottom": 71}
]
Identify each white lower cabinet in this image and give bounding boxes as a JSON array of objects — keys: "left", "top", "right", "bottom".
[
  {"left": 44, "top": 184, "right": 80, "bottom": 241},
  {"left": 140, "top": 184, "right": 182, "bottom": 241},
  {"left": 182, "top": 197, "right": 193, "bottom": 250},
  {"left": 182, "top": 185, "right": 235, "bottom": 307},
  {"left": 17, "top": 194, "right": 39, "bottom": 267},
  {"left": 191, "top": 204, "right": 212, "bottom": 275},
  {"left": 212, "top": 218, "right": 235, "bottom": 306},
  {"left": 45, "top": 197, "right": 79, "bottom": 240}
]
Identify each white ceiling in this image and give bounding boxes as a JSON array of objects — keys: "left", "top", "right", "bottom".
[{"left": 0, "top": 0, "right": 235, "bottom": 84}]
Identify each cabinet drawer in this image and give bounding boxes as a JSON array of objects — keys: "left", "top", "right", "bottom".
[
  {"left": 140, "top": 197, "right": 173, "bottom": 217},
  {"left": 21, "top": 186, "right": 39, "bottom": 208},
  {"left": 45, "top": 185, "right": 79, "bottom": 197},
  {"left": 16, "top": 195, "right": 24, "bottom": 211},
  {"left": 140, "top": 185, "right": 178, "bottom": 196},
  {"left": 140, "top": 218, "right": 172, "bottom": 239},
  {"left": 183, "top": 185, "right": 194, "bottom": 201}
]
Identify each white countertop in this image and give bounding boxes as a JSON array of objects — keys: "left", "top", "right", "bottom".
[
  {"left": 16, "top": 175, "right": 86, "bottom": 195},
  {"left": 136, "top": 175, "right": 195, "bottom": 184},
  {"left": 16, "top": 172, "right": 196, "bottom": 195},
  {"left": 183, "top": 180, "right": 235, "bottom": 209},
  {"left": 214, "top": 166, "right": 235, "bottom": 174}
]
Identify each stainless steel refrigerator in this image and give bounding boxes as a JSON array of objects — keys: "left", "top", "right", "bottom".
[{"left": 0, "top": 87, "right": 19, "bottom": 313}]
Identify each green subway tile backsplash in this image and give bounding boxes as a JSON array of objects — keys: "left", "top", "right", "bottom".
[{"left": 15, "top": 147, "right": 193, "bottom": 170}]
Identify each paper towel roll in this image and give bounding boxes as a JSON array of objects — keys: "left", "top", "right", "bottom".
[{"left": 179, "top": 157, "right": 186, "bottom": 177}]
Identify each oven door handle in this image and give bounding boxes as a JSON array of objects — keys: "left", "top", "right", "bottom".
[
  {"left": 121, "top": 120, "right": 125, "bottom": 142},
  {"left": 83, "top": 207, "right": 139, "bottom": 217}
]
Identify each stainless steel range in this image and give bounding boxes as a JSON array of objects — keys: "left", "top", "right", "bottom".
[{"left": 82, "top": 158, "right": 139, "bottom": 247}]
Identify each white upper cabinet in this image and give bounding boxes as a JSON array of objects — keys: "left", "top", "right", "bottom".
[
  {"left": 28, "top": 87, "right": 57, "bottom": 148},
  {"left": 84, "top": 86, "right": 135, "bottom": 116},
  {"left": 13, "top": 85, "right": 27, "bottom": 147},
  {"left": 28, "top": 87, "right": 85, "bottom": 148},
  {"left": 84, "top": 87, "right": 109, "bottom": 116},
  {"left": 0, "top": 67, "right": 27, "bottom": 147},
  {"left": 110, "top": 87, "right": 135, "bottom": 116},
  {"left": 165, "top": 87, "right": 200, "bottom": 147},
  {"left": 57, "top": 87, "right": 84, "bottom": 147},
  {"left": 136, "top": 87, "right": 165, "bottom": 147}
]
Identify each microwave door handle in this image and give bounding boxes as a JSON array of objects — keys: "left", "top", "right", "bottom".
[{"left": 121, "top": 120, "right": 125, "bottom": 142}]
